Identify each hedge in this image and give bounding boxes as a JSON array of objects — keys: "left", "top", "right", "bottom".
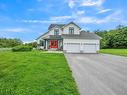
[{"left": 12, "top": 45, "right": 33, "bottom": 52}]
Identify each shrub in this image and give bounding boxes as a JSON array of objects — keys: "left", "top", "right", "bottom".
[{"left": 12, "top": 45, "right": 33, "bottom": 52}]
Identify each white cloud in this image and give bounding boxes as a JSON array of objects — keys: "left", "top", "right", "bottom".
[
  {"left": 20, "top": 16, "right": 72, "bottom": 24},
  {"left": 68, "top": 0, "right": 75, "bottom": 8},
  {"left": 0, "top": 28, "right": 30, "bottom": 33},
  {"left": 67, "top": 0, "right": 105, "bottom": 8},
  {"left": 75, "top": 10, "right": 125, "bottom": 24},
  {"left": 76, "top": 16, "right": 96, "bottom": 23},
  {"left": 96, "top": 10, "right": 124, "bottom": 24},
  {"left": 66, "top": 0, "right": 125, "bottom": 25},
  {"left": 21, "top": 20, "right": 42, "bottom": 23},
  {"left": 75, "top": 16, "right": 97, "bottom": 24},
  {"left": 20, "top": 19, "right": 62, "bottom": 24},
  {"left": 81, "top": 0, "right": 105, "bottom": 7},
  {"left": 20, "top": 9, "right": 126, "bottom": 25},
  {"left": 50, "top": 16, "right": 72, "bottom": 21},
  {"left": 76, "top": 10, "right": 85, "bottom": 15},
  {"left": 97, "top": 9, "right": 112, "bottom": 14}
]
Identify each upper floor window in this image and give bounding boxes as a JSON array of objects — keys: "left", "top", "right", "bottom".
[
  {"left": 54, "top": 29, "right": 59, "bottom": 35},
  {"left": 69, "top": 27, "right": 74, "bottom": 34}
]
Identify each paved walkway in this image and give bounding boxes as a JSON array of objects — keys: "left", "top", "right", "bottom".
[{"left": 65, "top": 54, "right": 127, "bottom": 95}]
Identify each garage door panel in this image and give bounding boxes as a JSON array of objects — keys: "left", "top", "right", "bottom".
[
  {"left": 65, "top": 43, "right": 80, "bottom": 53},
  {"left": 83, "top": 44, "right": 97, "bottom": 53},
  {"left": 64, "top": 42, "right": 98, "bottom": 53}
]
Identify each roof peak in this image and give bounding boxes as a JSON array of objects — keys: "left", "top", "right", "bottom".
[
  {"left": 48, "top": 24, "right": 65, "bottom": 30},
  {"left": 48, "top": 22, "right": 81, "bottom": 30}
]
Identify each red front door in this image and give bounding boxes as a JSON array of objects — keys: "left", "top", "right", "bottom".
[{"left": 50, "top": 40, "right": 58, "bottom": 48}]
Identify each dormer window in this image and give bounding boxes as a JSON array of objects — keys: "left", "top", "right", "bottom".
[
  {"left": 69, "top": 27, "right": 74, "bottom": 34},
  {"left": 54, "top": 29, "right": 59, "bottom": 35}
]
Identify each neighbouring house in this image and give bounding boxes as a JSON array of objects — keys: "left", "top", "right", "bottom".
[{"left": 36, "top": 22, "right": 101, "bottom": 53}]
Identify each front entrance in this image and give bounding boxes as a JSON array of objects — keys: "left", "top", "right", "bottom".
[{"left": 50, "top": 40, "right": 58, "bottom": 48}]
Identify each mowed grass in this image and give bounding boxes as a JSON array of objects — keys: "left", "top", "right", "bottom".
[
  {"left": 0, "top": 51, "right": 79, "bottom": 95},
  {"left": 100, "top": 49, "right": 127, "bottom": 57}
]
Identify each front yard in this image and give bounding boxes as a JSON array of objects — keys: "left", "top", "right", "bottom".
[
  {"left": 100, "top": 49, "right": 127, "bottom": 57},
  {"left": 0, "top": 51, "right": 79, "bottom": 95}
]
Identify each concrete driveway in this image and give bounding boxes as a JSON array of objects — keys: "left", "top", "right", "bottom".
[{"left": 65, "top": 54, "right": 127, "bottom": 95}]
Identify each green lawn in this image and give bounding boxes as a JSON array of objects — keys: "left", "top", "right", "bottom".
[
  {"left": 100, "top": 49, "right": 127, "bottom": 57},
  {"left": 0, "top": 51, "right": 79, "bottom": 95}
]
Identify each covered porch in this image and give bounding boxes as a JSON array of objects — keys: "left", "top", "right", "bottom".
[
  {"left": 44, "top": 39, "right": 63, "bottom": 50},
  {"left": 37, "top": 35, "right": 63, "bottom": 50}
]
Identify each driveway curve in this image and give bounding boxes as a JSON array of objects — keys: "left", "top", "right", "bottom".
[{"left": 65, "top": 54, "right": 127, "bottom": 95}]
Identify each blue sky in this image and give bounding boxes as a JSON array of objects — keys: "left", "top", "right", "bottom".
[{"left": 0, "top": 0, "right": 127, "bottom": 42}]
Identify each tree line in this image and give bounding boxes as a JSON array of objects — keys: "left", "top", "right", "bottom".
[
  {"left": 0, "top": 38, "right": 37, "bottom": 48},
  {"left": 0, "top": 38, "right": 23, "bottom": 48},
  {"left": 95, "top": 25, "right": 127, "bottom": 49}
]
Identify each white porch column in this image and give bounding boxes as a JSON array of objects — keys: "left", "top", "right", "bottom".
[{"left": 45, "top": 40, "right": 47, "bottom": 50}]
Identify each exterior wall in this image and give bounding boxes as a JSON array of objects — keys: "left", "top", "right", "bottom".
[
  {"left": 63, "top": 39, "right": 100, "bottom": 52},
  {"left": 49, "top": 27, "right": 62, "bottom": 35},
  {"left": 63, "top": 24, "right": 80, "bottom": 34}
]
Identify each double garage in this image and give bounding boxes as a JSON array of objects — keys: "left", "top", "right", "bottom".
[{"left": 63, "top": 39, "right": 100, "bottom": 53}]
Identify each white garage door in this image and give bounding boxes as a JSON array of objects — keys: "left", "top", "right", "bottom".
[
  {"left": 65, "top": 43, "right": 80, "bottom": 53},
  {"left": 83, "top": 44, "right": 97, "bottom": 53}
]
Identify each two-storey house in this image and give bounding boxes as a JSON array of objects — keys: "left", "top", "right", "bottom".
[{"left": 36, "top": 22, "right": 101, "bottom": 53}]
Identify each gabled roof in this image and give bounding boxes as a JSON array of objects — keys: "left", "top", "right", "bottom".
[
  {"left": 36, "top": 32, "right": 48, "bottom": 40},
  {"left": 48, "top": 24, "right": 65, "bottom": 30},
  {"left": 48, "top": 22, "right": 81, "bottom": 30},
  {"left": 63, "top": 22, "right": 81, "bottom": 29},
  {"left": 62, "top": 31, "right": 102, "bottom": 40}
]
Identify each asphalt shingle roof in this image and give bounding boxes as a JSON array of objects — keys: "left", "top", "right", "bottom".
[
  {"left": 62, "top": 31, "right": 101, "bottom": 40},
  {"left": 48, "top": 24, "right": 65, "bottom": 30}
]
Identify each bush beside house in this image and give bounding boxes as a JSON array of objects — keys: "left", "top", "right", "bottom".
[{"left": 12, "top": 45, "right": 33, "bottom": 52}]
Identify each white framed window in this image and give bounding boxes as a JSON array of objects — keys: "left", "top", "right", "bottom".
[
  {"left": 69, "top": 27, "right": 74, "bottom": 34},
  {"left": 54, "top": 29, "right": 59, "bottom": 35}
]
